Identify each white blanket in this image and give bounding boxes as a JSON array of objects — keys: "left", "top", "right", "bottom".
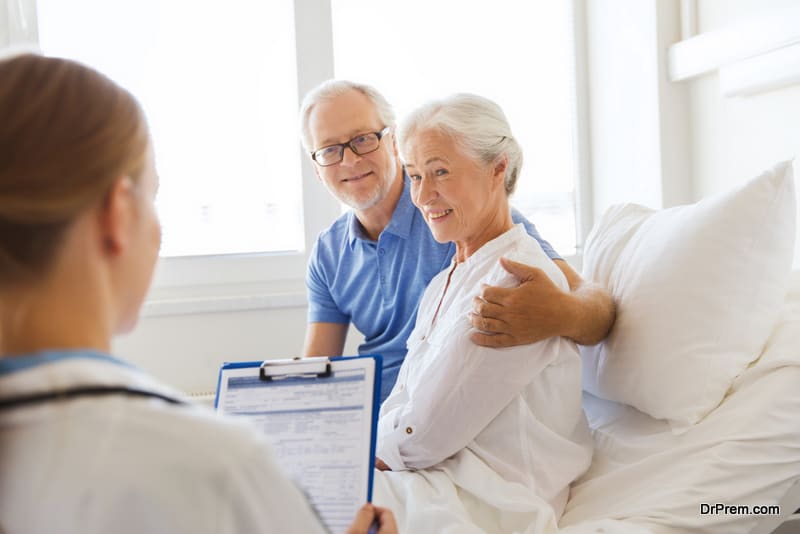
[
  {"left": 373, "top": 450, "right": 559, "bottom": 534},
  {"left": 373, "top": 282, "right": 800, "bottom": 533},
  {"left": 561, "top": 292, "right": 800, "bottom": 533}
]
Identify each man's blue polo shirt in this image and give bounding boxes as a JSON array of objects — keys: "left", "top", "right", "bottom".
[{"left": 306, "top": 177, "right": 560, "bottom": 402}]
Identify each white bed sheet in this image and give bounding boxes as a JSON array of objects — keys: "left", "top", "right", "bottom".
[
  {"left": 375, "top": 276, "right": 800, "bottom": 533},
  {"left": 559, "top": 278, "right": 800, "bottom": 534}
]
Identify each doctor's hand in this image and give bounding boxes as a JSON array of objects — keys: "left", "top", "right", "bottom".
[
  {"left": 374, "top": 457, "right": 391, "bottom": 471},
  {"left": 347, "top": 503, "right": 398, "bottom": 534},
  {"left": 470, "top": 257, "right": 577, "bottom": 348}
]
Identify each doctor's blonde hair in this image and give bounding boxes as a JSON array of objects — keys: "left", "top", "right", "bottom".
[{"left": 0, "top": 54, "right": 149, "bottom": 286}]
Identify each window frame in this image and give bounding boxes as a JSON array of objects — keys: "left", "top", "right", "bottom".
[
  {"left": 145, "top": 0, "right": 342, "bottom": 312},
  {"left": 7, "top": 0, "right": 591, "bottom": 314},
  {"left": 569, "top": 0, "right": 595, "bottom": 257}
]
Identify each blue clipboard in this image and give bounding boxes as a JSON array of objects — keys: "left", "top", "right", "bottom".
[{"left": 215, "top": 355, "right": 382, "bottom": 534}]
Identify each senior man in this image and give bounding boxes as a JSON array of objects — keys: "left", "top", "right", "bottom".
[{"left": 299, "top": 80, "right": 615, "bottom": 402}]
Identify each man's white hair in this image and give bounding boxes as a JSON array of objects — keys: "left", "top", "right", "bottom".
[
  {"left": 397, "top": 93, "right": 523, "bottom": 195},
  {"left": 298, "top": 79, "right": 396, "bottom": 152}
]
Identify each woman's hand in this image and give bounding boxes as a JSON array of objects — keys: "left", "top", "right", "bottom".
[
  {"left": 346, "top": 503, "right": 398, "bottom": 534},
  {"left": 375, "top": 457, "right": 391, "bottom": 471}
]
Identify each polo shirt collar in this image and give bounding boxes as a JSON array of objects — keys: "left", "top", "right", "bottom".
[
  {"left": 383, "top": 173, "right": 415, "bottom": 240},
  {"left": 346, "top": 172, "right": 415, "bottom": 246},
  {"left": 347, "top": 211, "right": 370, "bottom": 246}
]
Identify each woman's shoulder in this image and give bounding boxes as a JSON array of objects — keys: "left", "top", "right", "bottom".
[
  {"left": 506, "top": 227, "right": 555, "bottom": 265},
  {"left": 482, "top": 227, "right": 568, "bottom": 291}
]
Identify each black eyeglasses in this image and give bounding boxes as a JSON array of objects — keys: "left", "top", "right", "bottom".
[{"left": 311, "top": 127, "right": 391, "bottom": 167}]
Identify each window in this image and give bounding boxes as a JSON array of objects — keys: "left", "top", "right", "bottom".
[
  {"left": 36, "top": 0, "right": 304, "bottom": 257},
  {"left": 5, "top": 0, "right": 586, "bottom": 303},
  {"left": 331, "top": 0, "right": 580, "bottom": 256}
]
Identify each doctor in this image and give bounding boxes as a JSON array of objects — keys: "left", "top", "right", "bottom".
[
  {"left": 0, "top": 54, "right": 395, "bottom": 534},
  {"left": 299, "top": 80, "right": 616, "bottom": 401}
]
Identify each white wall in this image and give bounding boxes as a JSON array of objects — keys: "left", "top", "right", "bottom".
[
  {"left": 0, "top": 0, "right": 37, "bottom": 50},
  {"left": 114, "top": 306, "right": 305, "bottom": 397},
  {"left": 695, "top": 0, "right": 800, "bottom": 32},
  {"left": 584, "top": 0, "right": 692, "bottom": 220},
  {"left": 686, "top": 0, "right": 800, "bottom": 266},
  {"left": 0, "top": 3, "right": 8, "bottom": 48},
  {"left": 584, "top": 0, "right": 798, "bottom": 266},
  {"left": 690, "top": 77, "right": 800, "bottom": 196},
  {"left": 112, "top": 282, "right": 367, "bottom": 396},
  {"left": 114, "top": 299, "right": 364, "bottom": 397}
]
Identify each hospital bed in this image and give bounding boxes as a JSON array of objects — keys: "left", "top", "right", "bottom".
[{"left": 555, "top": 159, "right": 800, "bottom": 533}]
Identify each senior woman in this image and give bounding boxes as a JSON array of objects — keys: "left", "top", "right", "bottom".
[
  {"left": 0, "top": 54, "right": 395, "bottom": 534},
  {"left": 371, "top": 94, "right": 593, "bottom": 533}
]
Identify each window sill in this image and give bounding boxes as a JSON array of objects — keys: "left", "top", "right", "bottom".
[
  {"left": 141, "top": 254, "right": 584, "bottom": 318},
  {"left": 141, "top": 279, "right": 307, "bottom": 317}
]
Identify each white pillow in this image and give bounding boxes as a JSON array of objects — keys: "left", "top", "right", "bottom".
[{"left": 581, "top": 160, "right": 796, "bottom": 432}]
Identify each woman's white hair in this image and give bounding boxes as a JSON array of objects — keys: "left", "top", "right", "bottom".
[
  {"left": 298, "top": 79, "right": 396, "bottom": 152},
  {"left": 397, "top": 93, "right": 523, "bottom": 195}
]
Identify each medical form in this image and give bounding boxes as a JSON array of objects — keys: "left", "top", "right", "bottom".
[{"left": 215, "top": 356, "right": 381, "bottom": 534}]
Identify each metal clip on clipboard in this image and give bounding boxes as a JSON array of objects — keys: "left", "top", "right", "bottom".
[{"left": 259, "top": 357, "right": 332, "bottom": 381}]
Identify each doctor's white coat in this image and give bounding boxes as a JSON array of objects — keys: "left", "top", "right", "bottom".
[{"left": 0, "top": 353, "right": 327, "bottom": 534}]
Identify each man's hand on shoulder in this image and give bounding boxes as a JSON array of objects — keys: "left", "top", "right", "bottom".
[
  {"left": 470, "top": 257, "right": 615, "bottom": 348},
  {"left": 469, "top": 257, "right": 575, "bottom": 347}
]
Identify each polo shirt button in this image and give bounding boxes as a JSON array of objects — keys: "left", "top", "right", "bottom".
[
  {"left": 405, "top": 427, "right": 413, "bottom": 435},
  {"left": 379, "top": 248, "right": 385, "bottom": 255}
]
